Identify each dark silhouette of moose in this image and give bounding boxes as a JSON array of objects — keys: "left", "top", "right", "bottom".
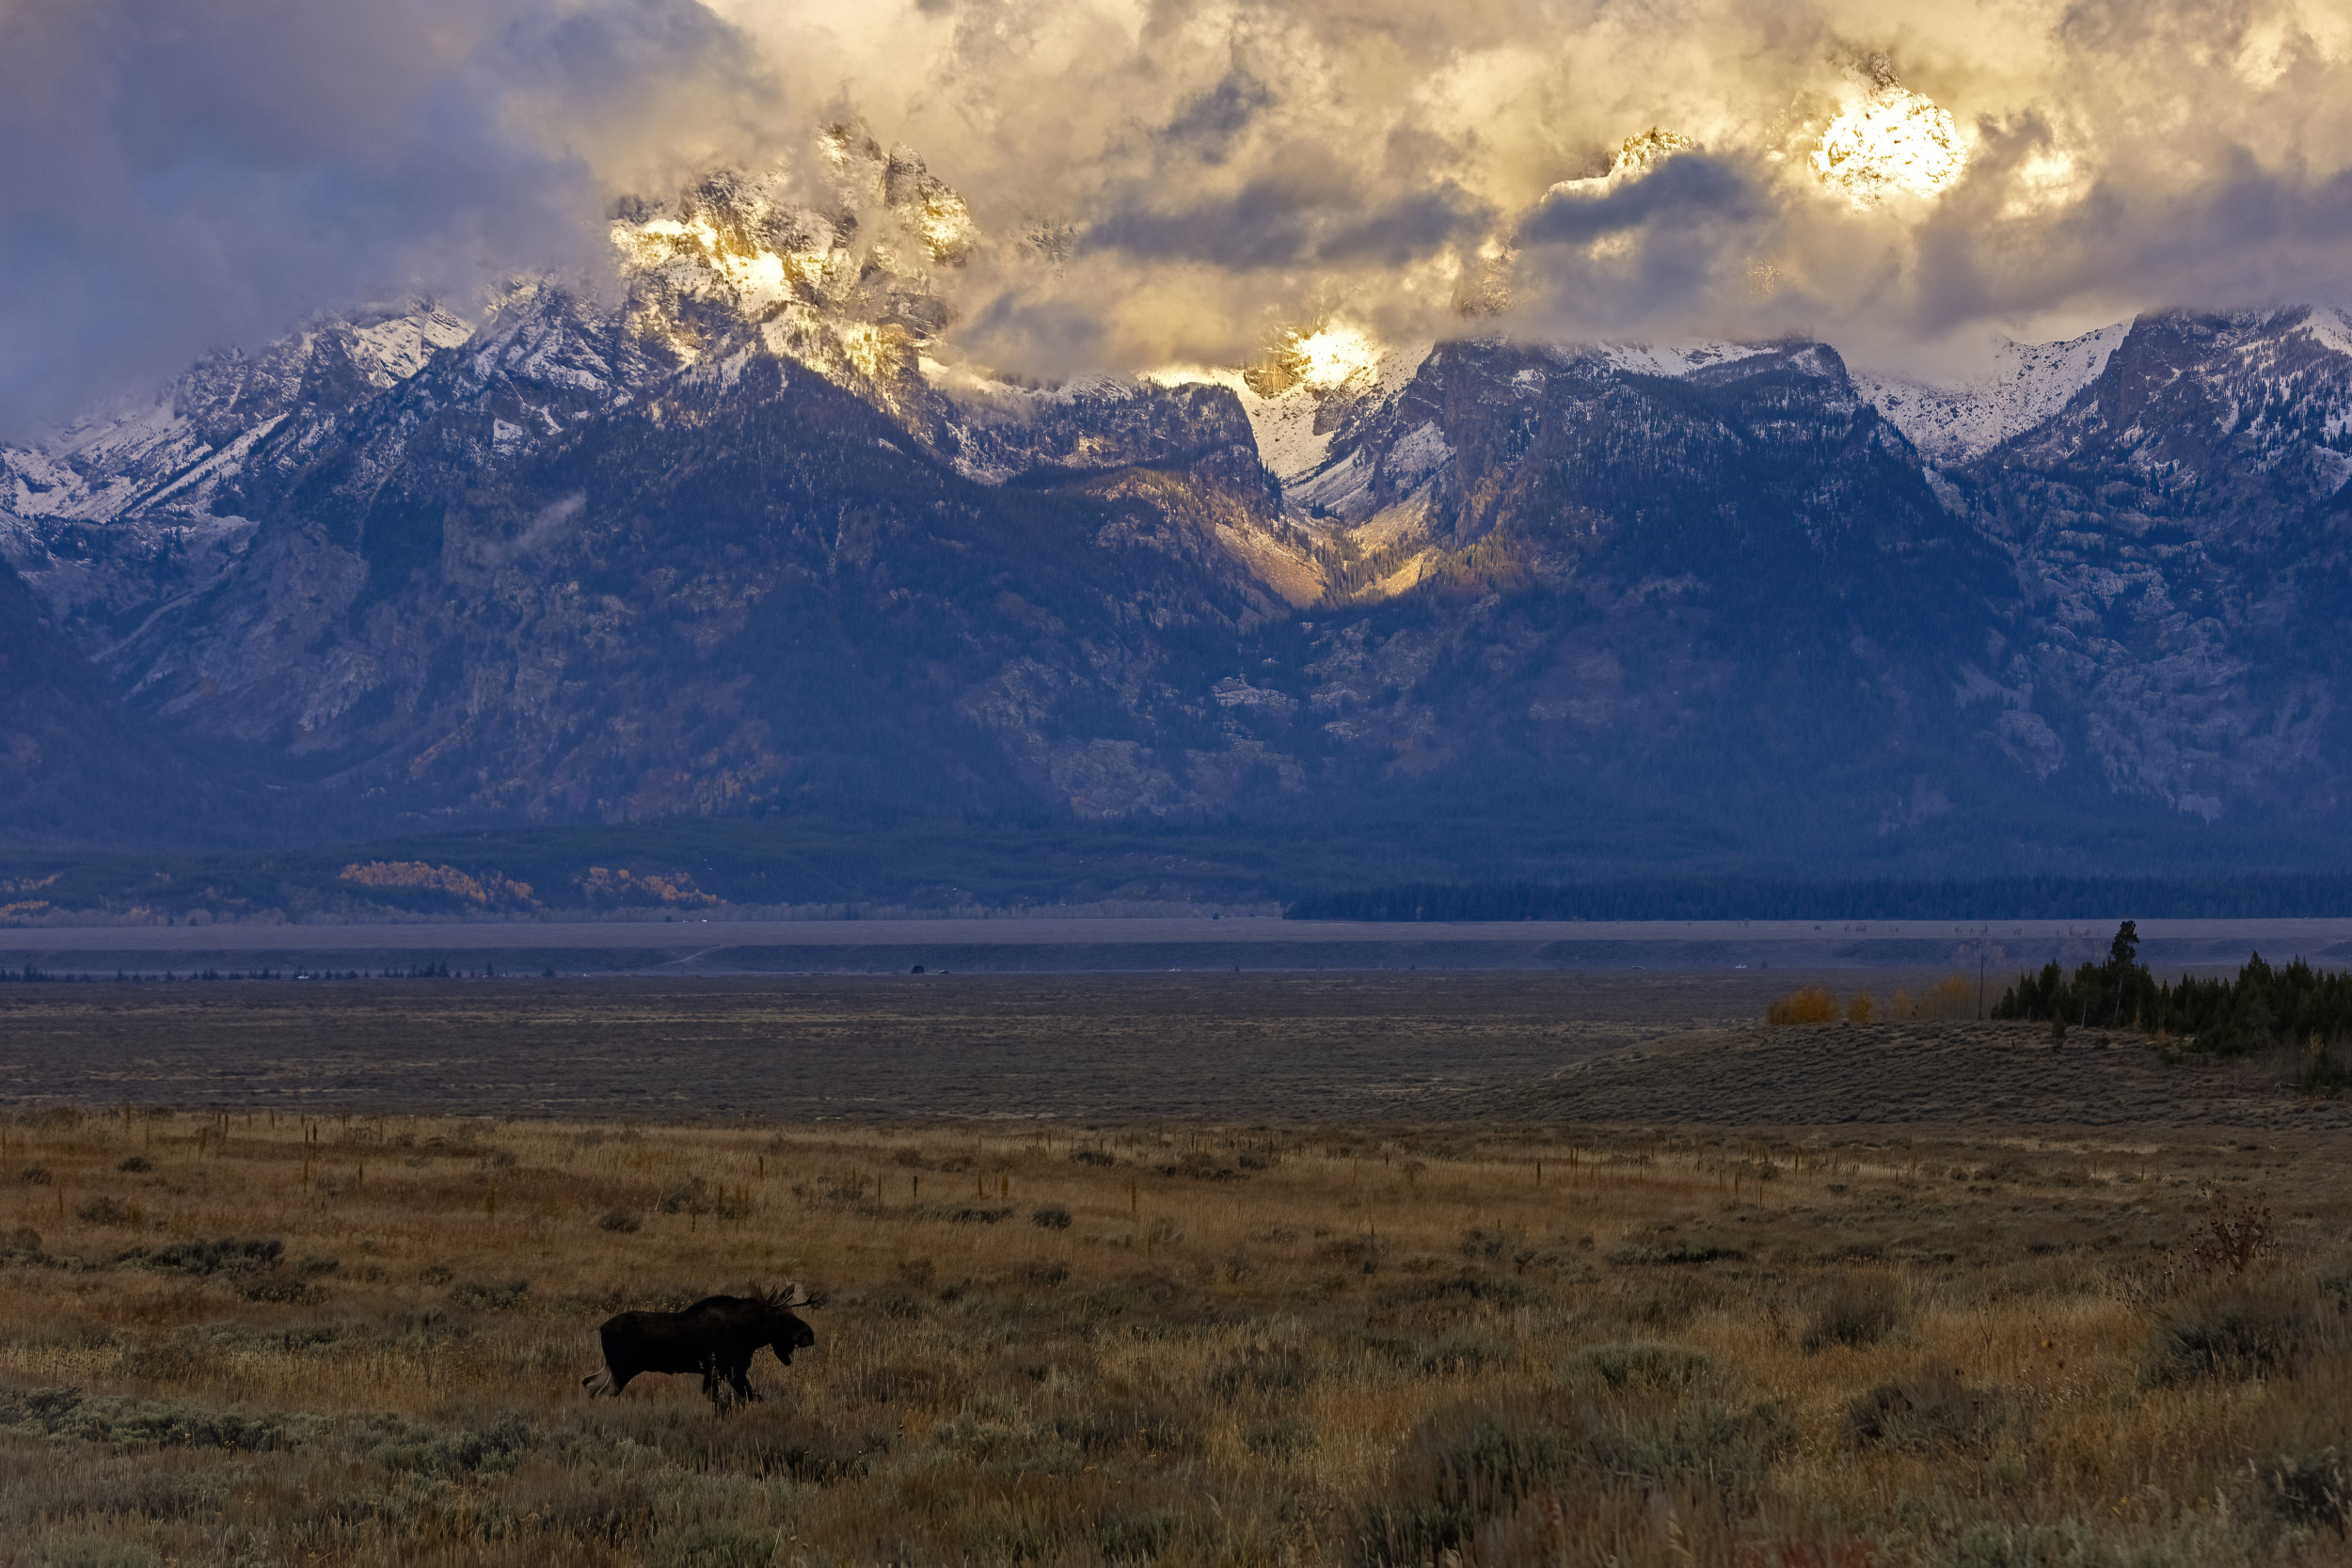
[{"left": 582, "top": 1284, "right": 817, "bottom": 1406}]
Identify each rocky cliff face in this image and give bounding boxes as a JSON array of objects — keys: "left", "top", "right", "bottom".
[
  {"left": 1953, "top": 307, "right": 2352, "bottom": 824},
  {"left": 3, "top": 150, "right": 2349, "bottom": 864},
  {"left": 1229, "top": 339, "right": 2047, "bottom": 850},
  {"left": 1249, "top": 310, "right": 2352, "bottom": 849}
]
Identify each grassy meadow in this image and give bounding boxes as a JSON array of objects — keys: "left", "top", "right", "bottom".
[{"left": 0, "top": 1107, "right": 2349, "bottom": 1565}]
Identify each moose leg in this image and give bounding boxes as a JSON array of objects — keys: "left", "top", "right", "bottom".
[{"left": 583, "top": 1360, "right": 634, "bottom": 1397}]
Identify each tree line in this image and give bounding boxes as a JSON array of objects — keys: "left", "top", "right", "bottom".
[
  {"left": 1991, "top": 921, "right": 2352, "bottom": 1055},
  {"left": 1283, "top": 874, "right": 2352, "bottom": 923}
]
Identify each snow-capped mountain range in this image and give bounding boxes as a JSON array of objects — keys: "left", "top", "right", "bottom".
[{"left": 5, "top": 143, "right": 2352, "bottom": 868}]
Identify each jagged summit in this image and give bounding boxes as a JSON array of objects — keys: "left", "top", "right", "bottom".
[
  {"left": 1547, "top": 127, "right": 1695, "bottom": 198},
  {"left": 609, "top": 135, "right": 971, "bottom": 373},
  {"left": 4, "top": 126, "right": 2352, "bottom": 857},
  {"left": 1811, "top": 66, "right": 1969, "bottom": 207},
  {"left": 1, "top": 300, "right": 473, "bottom": 530}
]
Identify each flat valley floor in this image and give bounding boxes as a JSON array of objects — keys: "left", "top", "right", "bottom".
[
  {"left": 0, "top": 971, "right": 1899, "bottom": 1123},
  {"left": 4, "top": 972, "right": 2352, "bottom": 1565}
]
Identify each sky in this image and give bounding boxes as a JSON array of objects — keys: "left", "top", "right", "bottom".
[{"left": 4, "top": 0, "right": 2350, "bottom": 436}]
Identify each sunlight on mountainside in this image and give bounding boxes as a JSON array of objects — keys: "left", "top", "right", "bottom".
[
  {"left": 611, "top": 214, "right": 792, "bottom": 314},
  {"left": 1549, "top": 127, "right": 1695, "bottom": 198},
  {"left": 1812, "top": 83, "right": 1969, "bottom": 207},
  {"left": 1288, "top": 324, "right": 1381, "bottom": 390}
]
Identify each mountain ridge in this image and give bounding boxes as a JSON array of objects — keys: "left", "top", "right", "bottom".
[{"left": 4, "top": 156, "right": 2351, "bottom": 872}]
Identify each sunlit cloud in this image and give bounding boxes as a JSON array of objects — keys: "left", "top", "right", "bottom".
[
  {"left": 1811, "top": 71, "right": 1970, "bottom": 208},
  {"left": 5, "top": 0, "right": 2352, "bottom": 435}
]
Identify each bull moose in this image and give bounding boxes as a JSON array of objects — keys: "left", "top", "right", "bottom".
[{"left": 582, "top": 1284, "right": 817, "bottom": 1406}]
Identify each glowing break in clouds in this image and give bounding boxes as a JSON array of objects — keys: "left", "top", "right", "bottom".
[
  {"left": 1812, "top": 65, "right": 1971, "bottom": 208},
  {"left": 6, "top": 0, "right": 2352, "bottom": 432}
]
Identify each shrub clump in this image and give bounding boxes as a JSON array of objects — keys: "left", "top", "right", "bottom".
[
  {"left": 117, "top": 1155, "right": 152, "bottom": 1173},
  {"left": 1568, "top": 1342, "right": 1715, "bottom": 1395},
  {"left": 2143, "top": 1290, "right": 2308, "bottom": 1385},
  {"left": 596, "top": 1210, "right": 641, "bottom": 1233},
  {"left": 0, "top": 1386, "right": 328, "bottom": 1452},
  {"left": 1351, "top": 1393, "right": 1789, "bottom": 1567},
  {"left": 1804, "top": 1275, "right": 1903, "bottom": 1352},
  {"left": 240, "top": 1275, "right": 316, "bottom": 1305},
  {"left": 2176, "top": 1200, "right": 2277, "bottom": 1279},
  {"left": 660, "top": 1178, "right": 713, "bottom": 1215},
  {"left": 1351, "top": 1402, "right": 1574, "bottom": 1566},
  {"left": 2260, "top": 1447, "right": 2352, "bottom": 1535},
  {"left": 1207, "top": 1348, "right": 1312, "bottom": 1399},
  {"left": 1030, "top": 1203, "right": 1073, "bottom": 1230},
  {"left": 1054, "top": 1402, "right": 1200, "bottom": 1457},
  {"left": 1842, "top": 1375, "right": 2020, "bottom": 1454},
  {"left": 450, "top": 1278, "right": 531, "bottom": 1311},
  {"left": 1375, "top": 1273, "right": 1541, "bottom": 1309},
  {"left": 125, "top": 1237, "right": 282, "bottom": 1276},
  {"left": 1608, "top": 1241, "right": 1747, "bottom": 1267}
]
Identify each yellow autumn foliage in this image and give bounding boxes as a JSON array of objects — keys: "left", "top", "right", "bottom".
[
  {"left": 1764, "top": 987, "right": 1839, "bottom": 1025},
  {"left": 339, "top": 862, "right": 536, "bottom": 909}
]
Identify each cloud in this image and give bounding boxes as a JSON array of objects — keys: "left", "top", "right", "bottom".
[
  {"left": 1518, "top": 153, "right": 1762, "bottom": 245},
  {"left": 699, "top": 0, "right": 2352, "bottom": 377},
  {"left": 7, "top": 0, "right": 2352, "bottom": 433},
  {"left": 0, "top": 0, "right": 784, "bottom": 439},
  {"left": 1088, "top": 166, "right": 1493, "bottom": 271},
  {"left": 1165, "top": 67, "right": 1276, "bottom": 165}
]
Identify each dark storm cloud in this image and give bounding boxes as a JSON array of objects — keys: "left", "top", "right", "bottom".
[
  {"left": 0, "top": 0, "right": 775, "bottom": 440},
  {"left": 1164, "top": 68, "right": 1276, "bottom": 165},
  {"left": 1087, "top": 169, "right": 1493, "bottom": 271},
  {"left": 1517, "top": 153, "right": 1761, "bottom": 245}
]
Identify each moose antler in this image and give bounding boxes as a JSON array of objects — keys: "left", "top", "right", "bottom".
[{"left": 765, "top": 1281, "right": 816, "bottom": 1308}]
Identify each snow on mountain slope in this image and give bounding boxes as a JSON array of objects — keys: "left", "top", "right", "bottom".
[
  {"left": 1, "top": 303, "right": 472, "bottom": 530},
  {"left": 1150, "top": 324, "right": 1429, "bottom": 496},
  {"left": 609, "top": 131, "right": 971, "bottom": 412},
  {"left": 1852, "top": 324, "right": 2127, "bottom": 462},
  {"left": 350, "top": 307, "right": 476, "bottom": 382},
  {"left": 1598, "top": 341, "right": 1771, "bottom": 379},
  {"left": 608, "top": 137, "right": 1270, "bottom": 513}
]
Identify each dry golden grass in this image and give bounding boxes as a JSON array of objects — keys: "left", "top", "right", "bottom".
[{"left": 2, "top": 1105, "right": 2351, "bottom": 1565}]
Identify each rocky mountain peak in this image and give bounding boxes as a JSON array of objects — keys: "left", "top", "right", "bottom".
[{"left": 5, "top": 126, "right": 2352, "bottom": 863}]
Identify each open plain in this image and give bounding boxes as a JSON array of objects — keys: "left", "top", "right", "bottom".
[
  {"left": 0, "top": 972, "right": 1869, "bottom": 1121},
  {"left": 1, "top": 973, "right": 2349, "bottom": 1565}
]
